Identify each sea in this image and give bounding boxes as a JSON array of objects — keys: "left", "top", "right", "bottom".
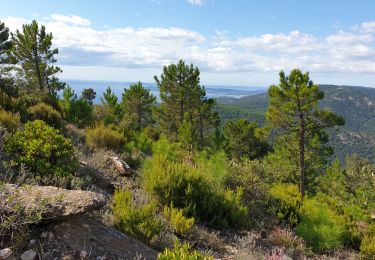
[{"left": 65, "top": 79, "right": 266, "bottom": 103}]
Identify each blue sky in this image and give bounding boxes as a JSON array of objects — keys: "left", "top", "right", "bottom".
[{"left": 2, "top": 0, "right": 375, "bottom": 87}]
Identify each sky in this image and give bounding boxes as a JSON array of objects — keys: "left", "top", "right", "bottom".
[{"left": 2, "top": 0, "right": 375, "bottom": 87}]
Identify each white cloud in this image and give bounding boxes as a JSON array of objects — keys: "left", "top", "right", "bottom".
[
  {"left": 49, "top": 14, "right": 91, "bottom": 26},
  {"left": 2, "top": 14, "right": 375, "bottom": 79},
  {"left": 187, "top": 0, "right": 206, "bottom": 6}
]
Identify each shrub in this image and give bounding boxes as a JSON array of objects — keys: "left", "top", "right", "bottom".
[
  {"left": 360, "top": 223, "right": 375, "bottom": 258},
  {"left": 4, "top": 120, "right": 77, "bottom": 183},
  {"left": 163, "top": 206, "right": 195, "bottom": 235},
  {"left": 0, "top": 109, "right": 20, "bottom": 133},
  {"left": 28, "top": 102, "right": 63, "bottom": 128},
  {"left": 86, "top": 125, "right": 125, "bottom": 151},
  {"left": 158, "top": 239, "right": 213, "bottom": 260},
  {"left": 143, "top": 155, "right": 248, "bottom": 229},
  {"left": 295, "top": 198, "right": 346, "bottom": 252},
  {"left": 112, "top": 189, "right": 163, "bottom": 243},
  {"left": 269, "top": 184, "right": 302, "bottom": 226}
]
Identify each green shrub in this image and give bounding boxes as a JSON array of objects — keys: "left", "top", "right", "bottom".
[
  {"left": 112, "top": 189, "right": 163, "bottom": 243},
  {"left": 143, "top": 155, "right": 248, "bottom": 229},
  {"left": 0, "top": 109, "right": 20, "bottom": 133},
  {"left": 4, "top": 120, "right": 77, "bottom": 182},
  {"left": 295, "top": 198, "right": 345, "bottom": 252},
  {"left": 163, "top": 206, "right": 195, "bottom": 235},
  {"left": 269, "top": 184, "right": 302, "bottom": 226},
  {"left": 360, "top": 223, "right": 375, "bottom": 258},
  {"left": 158, "top": 239, "right": 213, "bottom": 260},
  {"left": 86, "top": 125, "right": 125, "bottom": 151},
  {"left": 28, "top": 102, "right": 63, "bottom": 128}
]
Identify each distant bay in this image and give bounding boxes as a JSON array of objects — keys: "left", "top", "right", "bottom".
[{"left": 65, "top": 79, "right": 266, "bottom": 103}]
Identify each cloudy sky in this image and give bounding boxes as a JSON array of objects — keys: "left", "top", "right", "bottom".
[{"left": 2, "top": 0, "right": 375, "bottom": 87}]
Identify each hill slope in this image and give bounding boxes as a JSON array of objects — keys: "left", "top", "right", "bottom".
[{"left": 217, "top": 85, "right": 375, "bottom": 163}]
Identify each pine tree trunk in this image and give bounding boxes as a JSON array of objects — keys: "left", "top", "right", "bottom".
[{"left": 299, "top": 117, "right": 306, "bottom": 199}]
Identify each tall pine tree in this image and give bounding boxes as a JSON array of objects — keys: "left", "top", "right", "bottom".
[
  {"left": 121, "top": 82, "right": 156, "bottom": 131},
  {"left": 267, "top": 69, "right": 344, "bottom": 198},
  {"left": 10, "top": 20, "right": 65, "bottom": 96}
]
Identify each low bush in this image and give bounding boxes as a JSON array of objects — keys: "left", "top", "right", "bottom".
[
  {"left": 27, "top": 102, "right": 63, "bottom": 128},
  {"left": 0, "top": 109, "right": 20, "bottom": 133},
  {"left": 112, "top": 189, "right": 163, "bottom": 243},
  {"left": 295, "top": 198, "right": 346, "bottom": 253},
  {"left": 158, "top": 239, "right": 213, "bottom": 260},
  {"left": 163, "top": 206, "right": 195, "bottom": 235},
  {"left": 360, "top": 223, "right": 375, "bottom": 258},
  {"left": 143, "top": 155, "right": 248, "bottom": 229},
  {"left": 4, "top": 120, "right": 77, "bottom": 184},
  {"left": 86, "top": 125, "right": 125, "bottom": 151},
  {"left": 268, "top": 183, "right": 302, "bottom": 226}
]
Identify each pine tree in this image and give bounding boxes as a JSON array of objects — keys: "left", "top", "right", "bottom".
[
  {"left": 0, "top": 20, "right": 16, "bottom": 96},
  {"left": 121, "top": 82, "right": 156, "bottom": 131},
  {"left": 10, "top": 20, "right": 65, "bottom": 95},
  {"left": 155, "top": 60, "right": 219, "bottom": 145},
  {"left": 267, "top": 69, "right": 344, "bottom": 198},
  {"left": 81, "top": 88, "right": 96, "bottom": 105},
  {"left": 101, "top": 86, "right": 121, "bottom": 125}
]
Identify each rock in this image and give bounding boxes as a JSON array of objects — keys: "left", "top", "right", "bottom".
[
  {"left": 53, "top": 216, "right": 158, "bottom": 259},
  {"left": 105, "top": 156, "right": 133, "bottom": 175},
  {"left": 79, "top": 250, "right": 88, "bottom": 259},
  {"left": 20, "top": 249, "right": 37, "bottom": 260},
  {"left": 41, "top": 231, "right": 48, "bottom": 239},
  {"left": 0, "top": 248, "right": 12, "bottom": 259},
  {"left": 28, "top": 239, "right": 37, "bottom": 247},
  {"left": 1, "top": 184, "right": 107, "bottom": 220}
]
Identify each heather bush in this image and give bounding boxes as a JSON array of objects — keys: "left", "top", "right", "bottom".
[
  {"left": 268, "top": 183, "right": 302, "bottom": 226},
  {"left": 163, "top": 206, "right": 195, "bottom": 235},
  {"left": 27, "top": 102, "right": 63, "bottom": 128},
  {"left": 86, "top": 124, "right": 125, "bottom": 151},
  {"left": 143, "top": 155, "right": 248, "bottom": 229},
  {"left": 4, "top": 120, "right": 77, "bottom": 184},
  {"left": 112, "top": 189, "right": 163, "bottom": 243},
  {"left": 0, "top": 109, "right": 20, "bottom": 133},
  {"left": 158, "top": 239, "right": 213, "bottom": 260},
  {"left": 360, "top": 222, "right": 375, "bottom": 258}
]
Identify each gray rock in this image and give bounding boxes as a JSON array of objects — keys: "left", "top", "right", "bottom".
[
  {"left": 28, "top": 239, "right": 37, "bottom": 247},
  {"left": 0, "top": 248, "right": 12, "bottom": 259},
  {"left": 20, "top": 249, "right": 37, "bottom": 260},
  {"left": 1, "top": 184, "right": 107, "bottom": 220},
  {"left": 79, "top": 250, "right": 88, "bottom": 259}
]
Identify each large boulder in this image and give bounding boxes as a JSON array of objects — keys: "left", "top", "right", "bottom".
[
  {"left": 0, "top": 184, "right": 106, "bottom": 220},
  {"left": 52, "top": 216, "right": 158, "bottom": 259}
]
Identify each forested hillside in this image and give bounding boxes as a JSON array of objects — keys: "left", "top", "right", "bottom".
[{"left": 217, "top": 85, "right": 375, "bottom": 163}]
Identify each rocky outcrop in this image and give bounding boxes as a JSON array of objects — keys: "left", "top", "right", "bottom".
[
  {"left": 105, "top": 156, "right": 133, "bottom": 176},
  {"left": 0, "top": 184, "right": 106, "bottom": 220},
  {"left": 51, "top": 216, "right": 158, "bottom": 259}
]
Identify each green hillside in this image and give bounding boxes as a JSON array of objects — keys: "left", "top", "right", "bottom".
[{"left": 217, "top": 85, "right": 375, "bottom": 163}]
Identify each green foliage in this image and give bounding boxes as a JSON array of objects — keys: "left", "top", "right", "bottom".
[
  {"left": 4, "top": 120, "right": 77, "bottom": 182},
  {"left": 163, "top": 206, "right": 195, "bottom": 235},
  {"left": 223, "top": 118, "right": 269, "bottom": 160},
  {"left": 178, "top": 113, "right": 197, "bottom": 154},
  {"left": 360, "top": 223, "right": 375, "bottom": 258},
  {"left": 0, "top": 109, "right": 20, "bottom": 133},
  {"left": 86, "top": 124, "right": 125, "bottom": 151},
  {"left": 27, "top": 102, "right": 63, "bottom": 128},
  {"left": 10, "top": 20, "right": 65, "bottom": 95},
  {"left": 59, "top": 86, "right": 93, "bottom": 128},
  {"left": 101, "top": 86, "right": 122, "bottom": 125},
  {"left": 295, "top": 198, "right": 346, "bottom": 252},
  {"left": 269, "top": 184, "right": 302, "bottom": 226},
  {"left": 121, "top": 82, "right": 156, "bottom": 131},
  {"left": 143, "top": 155, "right": 248, "bottom": 228},
  {"left": 112, "top": 189, "right": 163, "bottom": 243},
  {"left": 155, "top": 60, "right": 219, "bottom": 145},
  {"left": 81, "top": 88, "right": 96, "bottom": 105},
  {"left": 158, "top": 239, "right": 213, "bottom": 260}
]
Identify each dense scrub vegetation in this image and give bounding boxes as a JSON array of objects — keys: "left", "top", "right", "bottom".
[{"left": 0, "top": 18, "right": 374, "bottom": 259}]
